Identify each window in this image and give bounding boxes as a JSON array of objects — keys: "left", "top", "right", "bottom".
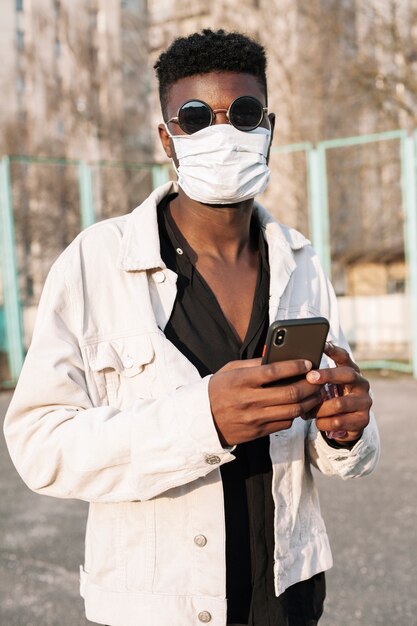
[
  {"left": 25, "top": 276, "right": 34, "bottom": 300},
  {"left": 55, "top": 38, "right": 61, "bottom": 59},
  {"left": 16, "top": 0, "right": 23, "bottom": 11},
  {"left": 387, "top": 277, "right": 406, "bottom": 294},
  {"left": 16, "top": 74, "right": 25, "bottom": 94},
  {"left": 16, "top": 29, "right": 24, "bottom": 50},
  {"left": 53, "top": 0, "right": 61, "bottom": 19},
  {"left": 88, "top": 9, "right": 98, "bottom": 29},
  {"left": 56, "top": 119, "right": 65, "bottom": 137}
]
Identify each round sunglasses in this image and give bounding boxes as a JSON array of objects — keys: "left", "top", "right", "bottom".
[{"left": 166, "top": 95, "right": 268, "bottom": 135}]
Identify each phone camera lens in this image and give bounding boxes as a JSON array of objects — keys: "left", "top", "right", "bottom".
[{"left": 274, "top": 329, "right": 286, "bottom": 347}]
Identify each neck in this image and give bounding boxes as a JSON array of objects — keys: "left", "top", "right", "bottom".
[{"left": 168, "top": 188, "right": 256, "bottom": 262}]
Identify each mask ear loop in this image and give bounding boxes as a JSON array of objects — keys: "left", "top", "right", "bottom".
[
  {"left": 163, "top": 122, "right": 180, "bottom": 177},
  {"left": 163, "top": 122, "right": 173, "bottom": 137}
]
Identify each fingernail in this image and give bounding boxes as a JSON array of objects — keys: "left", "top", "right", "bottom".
[
  {"left": 326, "top": 430, "right": 348, "bottom": 439},
  {"left": 304, "top": 360, "right": 312, "bottom": 370},
  {"left": 307, "top": 370, "right": 321, "bottom": 382},
  {"left": 325, "top": 341, "right": 335, "bottom": 351}
]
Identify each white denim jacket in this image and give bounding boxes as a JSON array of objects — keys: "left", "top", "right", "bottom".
[{"left": 4, "top": 182, "right": 379, "bottom": 626}]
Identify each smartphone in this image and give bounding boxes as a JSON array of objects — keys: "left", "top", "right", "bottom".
[{"left": 262, "top": 317, "right": 330, "bottom": 385}]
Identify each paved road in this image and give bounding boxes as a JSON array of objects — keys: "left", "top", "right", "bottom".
[{"left": 1, "top": 375, "right": 416, "bottom": 626}]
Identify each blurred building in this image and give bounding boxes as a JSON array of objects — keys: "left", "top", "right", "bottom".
[
  {"left": 0, "top": 0, "right": 413, "bottom": 309},
  {"left": 0, "top": 0, "right": 151, "bottom": 161},
  {"left": 148, "top": 0, "right": 411, "bottom": 299},
  {"left": 0, "top": 0, "right": 152, "bottom": 307}
]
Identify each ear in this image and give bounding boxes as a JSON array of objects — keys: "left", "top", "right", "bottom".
[
  {"left": 158, "top": 123, "right": 174, "bottom": 159},
  {"left": 268, "top": 112, "right": 276, "bottom": 143},
  {"left": 266, "top": 113, "right": 276, "bottom": 164}
]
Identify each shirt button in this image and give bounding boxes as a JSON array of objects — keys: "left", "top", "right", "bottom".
[
  {"left": 123, "top": 356, "right": 134, "bottom": 368},
  {"left": 153, "top": 271, "right": 166, "bottom": 283},
  {"left": 198, "top": 611, "right": 212, "bottom": 623},
  {"left": 205, "top": 455, "right": 221, "bottom": 465},
  {"left": 194, "top": 534, "right": 207, "bottom": 547},
  {"left": 176, "top": 247, "right": 184, "bottom": 255}
]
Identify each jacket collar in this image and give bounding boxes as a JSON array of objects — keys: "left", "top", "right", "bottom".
[
  {"left": 117, "top": 181, "right": 311, "bottom": 272},
  {"left": 117, "top": 182, "right": 175, "bottom": 271}
]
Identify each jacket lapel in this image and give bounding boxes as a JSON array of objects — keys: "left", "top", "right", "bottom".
[{"left": 254, "top": 203, "right": 311, "bottom": 323}]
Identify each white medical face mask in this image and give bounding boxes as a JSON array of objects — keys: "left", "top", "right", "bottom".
[{"left": 166, "top": 124, "right": 271, "bottom": 204}]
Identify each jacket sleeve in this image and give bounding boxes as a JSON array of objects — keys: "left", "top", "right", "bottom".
[
  {"left": 3, "top": 255, "right": 235, "bottom": 503},
  {"left": 304, "top": 249, "right": 380, "bottom": 478}
]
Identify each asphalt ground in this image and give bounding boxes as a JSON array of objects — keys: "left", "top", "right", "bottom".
[{"left": 1, "top": 374, "right": 416, "bottom": 626}]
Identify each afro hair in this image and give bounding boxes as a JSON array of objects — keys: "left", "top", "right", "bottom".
[{"left": 154, "top": 29, "right": 267, "bottom": 117}]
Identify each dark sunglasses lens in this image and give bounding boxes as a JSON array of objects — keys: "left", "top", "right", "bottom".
[
  {"left": 230, "top": 96, "right": 264, "bottom": 131},
  {"left": 178, "top": 101, "right": 212, "bottom": 134}
]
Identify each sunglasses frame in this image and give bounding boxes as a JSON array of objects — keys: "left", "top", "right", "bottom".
[{"left": 166, "top": 95, "right": 268, "bottom": 135}]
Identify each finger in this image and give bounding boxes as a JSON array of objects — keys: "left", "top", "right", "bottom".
[
  {"left": 230, "top": 393, "right": 325, "bottom": 442},
  {"left": 315, "top": 411, "right": 370, "bottom": 434},
  {"left": 314, "top": 393, "right": 372, "bottom": 418},
  {"left": 324, "top": 342, "right": 360, "bottom": 372},
  {"left": 256, "top": 390, "right": 324, "bottom": 423},
  {"left": 306, "top": 365, "right": 367, "bottom": 388},
  {"left": 256, "top": 379, "right": 323, "bottom": 407},
  {"left": 246, "top": 359, "right": 313, "bottom": 387}
]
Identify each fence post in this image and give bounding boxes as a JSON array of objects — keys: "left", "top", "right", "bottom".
[
  {"left": 78, "top": 160, "right": 95, "bottom": 229},
  {"left": 0, "top": 156, "right": 24, "bottom": 384},
  {"left": 401, "top": 134, "right": 417, "bottom": 379},
  {"left": 307, "top": 145, "right": 331, "bottom": 277},
  {"left": 151, "top": 164, "right": 170, "bottom": 189}
]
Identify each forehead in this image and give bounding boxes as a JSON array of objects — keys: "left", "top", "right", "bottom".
[{"left": 165, "top": 71, "right": 266, "bottom": 115}]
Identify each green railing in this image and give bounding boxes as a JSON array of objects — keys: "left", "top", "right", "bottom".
[
  {"left": 1, "top": 130, "right": 416, "bottom": 384},
  {"left": 0, "top": 157, "right": 25, "bottom": 386},
  {"left": 271, "top": 129, "right": 417, "bottom": 378}
]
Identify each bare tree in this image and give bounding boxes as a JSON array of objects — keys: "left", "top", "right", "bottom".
[
  {"left": 351, "top": 0, "right": 417, "bottom": 131},
  {"left": 2, "top": 1, "right": 152, "bottom": 306}
]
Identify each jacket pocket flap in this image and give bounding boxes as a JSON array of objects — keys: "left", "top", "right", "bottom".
[{"left": 87, "top": 335, "right": 154, "bottom": 377}]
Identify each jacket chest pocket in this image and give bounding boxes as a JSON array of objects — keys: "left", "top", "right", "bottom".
[{"left": 84, "top": 335, "right": 156, "bottom": 408}]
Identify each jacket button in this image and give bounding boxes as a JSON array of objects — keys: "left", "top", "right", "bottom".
[
  {"left": 205, "top": 455, "right": 221, "bottom": 465},
  {"left": 123, "top": 356, "right": 134, "bottom": 368},
  {"left": 194, "top": 534, "right": 207, "bottom": 547},
  {"left": 153, "top": 271, "right": 166, "bottom": 283},
  {"left": 198, "top": 611, "right": 212, "bottom": 623}
]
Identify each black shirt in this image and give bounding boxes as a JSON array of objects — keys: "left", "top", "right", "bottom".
[{"left": 157, "top": 194, "right": 325, "bottom": 626}]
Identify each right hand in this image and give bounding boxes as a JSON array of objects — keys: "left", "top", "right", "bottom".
[{"left": 208, "top": 358, "right": 324, "bottom": 446}]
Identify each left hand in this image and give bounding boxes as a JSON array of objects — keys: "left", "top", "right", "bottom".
[{"left": 306, "top": 342, "right": 372, "bottom": 446}]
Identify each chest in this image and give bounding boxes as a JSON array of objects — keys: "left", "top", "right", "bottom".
[{"left": 195, "top": 256, "right": 260, "bottom": 342}]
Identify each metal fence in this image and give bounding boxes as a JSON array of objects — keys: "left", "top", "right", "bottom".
[
  {"left": 1, "top": 128, "right": 417, "bottom": 385},
  {"left": 270, "top": 129, "right": 417, "bottom": 377}
]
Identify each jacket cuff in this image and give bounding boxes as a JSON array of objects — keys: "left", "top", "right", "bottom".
[{"left": 309, "top": 412, "right": 379, "bottom": 478}]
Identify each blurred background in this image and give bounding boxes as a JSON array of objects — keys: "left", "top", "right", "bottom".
[
  {"left": 1, "top": 0, "right": 417, "bottom": 385},
  {"left": 0, "top": 1, "right": 417, "bottom": 624}
]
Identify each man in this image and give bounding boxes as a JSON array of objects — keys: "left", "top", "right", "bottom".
[{"left": 4, "top": 29, "right": 379, "bottom": 626}]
